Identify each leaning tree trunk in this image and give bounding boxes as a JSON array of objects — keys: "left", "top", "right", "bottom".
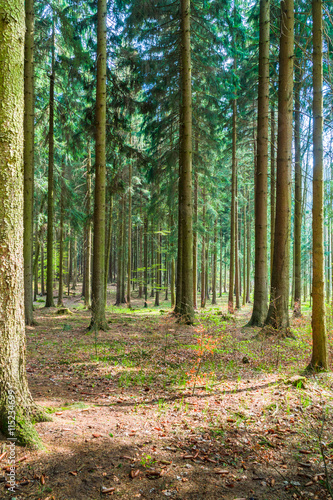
[
  {"left": 45, "top": 20, "right": 55, "bottom": 307},
  {"left": 248, "top": 0, "right": 269, "bottom": 325},
  {"left": 24, "top": 0, "right": 35, "bottom": 324},
  {"left": 310, "top": 0, "right": 328, "bottom": 370},
  {"left": 0, "top": 0, "right": 48, "bottom": 447},
  {"left": 90, "top": 0, "right": 107, "bottom": 329},
  {"left": 265, "top": 0, "right": 294, "bottom": 330}
]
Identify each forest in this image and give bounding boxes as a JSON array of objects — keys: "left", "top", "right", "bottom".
[{"left": 0, "top": 0, "right": 333, "bottom": 498}]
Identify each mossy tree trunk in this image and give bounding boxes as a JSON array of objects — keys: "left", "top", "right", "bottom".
[
  {"left": 248, "top": 0, "right": 269, "bottom": 325},
  {"left": 265, "top": 0, "right": 294, "bottom": 330},
  {"left": 310, "top": 0, "right": 328, "bottom": 370},
  {"left": 0, "top": 0, "right": 48, "bottom": 447},
  {"left": 90, "top": 0, "right": 107, "bottom": 329},
  {"left": 24, "top": 0, "right": 35, "bottom": 324}
]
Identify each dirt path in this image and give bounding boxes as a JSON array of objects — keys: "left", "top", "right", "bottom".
[{"left": 1, "top": 292, "right": 333, "bottom": 500}]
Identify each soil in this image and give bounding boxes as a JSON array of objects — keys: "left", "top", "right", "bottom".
[{"left": 1, "top": 286, "right": 333, "bottom": 500}]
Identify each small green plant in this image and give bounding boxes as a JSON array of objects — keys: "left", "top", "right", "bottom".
[{"left": 140, "top": 453, "right": 155, "bottom": 468}]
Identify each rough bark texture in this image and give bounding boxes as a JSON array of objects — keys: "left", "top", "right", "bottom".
[
  {"left": 127, "top": 161, "right": 132, "bottom": 307},
  {"left": 270, "top": 108, "right": 276, "bottom": 277},
  {"left": 248, "top": 0, "right": 269, "bottom": 325},
  {"left": 201, "top": 189, "right": 206, "bottom": 308},
  {"left": 24, "top": 0, "right": 35, "bottom": 324},
  {"left": 310, "top": 0, "right": 328, "bottom": 370},
  {"left": 212, "top": 219, "right": 217, "bottom": 304},
  {"left": 45, "top": 22, "right": 55, "bottom": 307},
  {"left": 265, "top": 0, "right": 294, "bottom": 330},
  {"left": 144, "top": 217, "right": 148, "bottom": 307},
  {"left": 90, "top": 0, "right": 107, "bottom": 329},
  {"left": 57, "top": 165, "right": 65, "bottom": 307},
  {"left": 0, "top": 0, "right": 47, "bottom": 447},
  {"left": 105, "top": 195, "right": 113, "bottom": 307},
  {"left": 228, "top": 84, "right": 237, "bottom": 314},
  {"left": 177, "top": 0, "right": 194, "bottom": 323}
]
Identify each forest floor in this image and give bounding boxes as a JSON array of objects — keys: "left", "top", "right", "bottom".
[{"left": 1, "top": 287, "right": 333, "bottom": 500}]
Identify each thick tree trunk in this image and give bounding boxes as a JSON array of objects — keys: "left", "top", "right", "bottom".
[
  {"left": 90, "top": 0, "right": 107, "bottom": 329},
  {"left": 270, "top": 108, "right": 276, "bottom": 277},
  {"left": 24, "top": 0, "right": 35, "bottom": 324},
  {"left": 45, "top": 21, "right": 55, "bottom": 308},
  {"left": 248, "top": 0, "right": 269, "bottom": 325},
  {"left": 265, "top": 0, "right": 294, "bottom": 330},
  {"left": 177, "top": 0, "right": 194, "bottom": 323},
  {"left": 310, "top": 0, "right": 328, "bottom": 370},
  {"left": 0, "top": 0, "right": 48, "bottom": 446}
]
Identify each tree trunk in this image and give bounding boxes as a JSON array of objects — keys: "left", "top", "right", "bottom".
[
  {"left": 293, "top": 68, "right": 302, "bottom": 317},
  {"left": 265, "top": 0, "right": 294, "bottom": 330},
  {"left": 193, "top": 171, "right": 198, "bottom": 308},
  {"left": 90, "top": 0, "right": 107, "bottom": 329},
  {"left": 248, "top": 0, "right": 269, "bottom": 325},
  {"left": 177, "top": 0, "right": 194, "bottom": 323},
  {"left": 45, "top": 20, "right": 55, "bottom": 308},
  {"left": 310, "top": 0, "right": 328, "bottom": 370},
  {"left": 0, "top": 0, "right": 48, "bottom": 446},
  {"left": 127, "top": 160, "right": 132, "bottom": 307},
  {"left": 24, "top": 0, "right": 35, "bottom": 324},
  {"left": 155, "top": 226, "right": 161, "bottom": 306},
  {"left": 84, "top": 149, "right": 92, "bottom": 308},
  {"left": 270, "top": 108, "right": 276, "bottom": 277},
  {"left": 144, "top": 217, "right": 148, "bottom": 307},
  {"left": 105, "top": 195, "right": 113, "bottom": 306},
  {"left": 235, "top": 197, "right": 240, "bottom": 309},
  {"left": 57, "top": 164, "right": 65, "bottom": 307},
  {"left": 229, "top": 73, "right": 237, "bottom": 314},
  {"left": 201, "top": 188, "right": 206, "bottom": 308},
  {"left": 212, "top": 219, "right": 217, "bottom": 304}
]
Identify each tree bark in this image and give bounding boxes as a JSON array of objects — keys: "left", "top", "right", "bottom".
[
  {"left": 90, "top": 0, "right": 107, "bottom": 329},
  {"left": 193, "top": 170, "right": 198, "bottom": 308},
  {"left": 127, "top": 160, "right": 132, "bottom": 307},
  {"left": 212, "top": 219, "right": 217, "bottom": 304},
  {"left": 177, "top": 0, "right": 194, "bottom": 323},
  {"left": 293, "top": 65, "right": 302, "bottom": 317},
  {"left": 265, "top": 0, "right": 294, "bottom": 330},
  {"left": 310, "top": 0, "right": 328, "bottom": 369},
  {"left": 84, "top": 149, "right": 92, "bottom": 308},
  {"left": 0, "top": 0, "right": 47, "bottom": 446},
  {"left": 248, "top": 0, "right": 269, "bottom": 325},
  {"left": 45, "top": 20, "right": 55, "bottom": 307},
  {"left": 57, "top": 164, "right": 65, "bottom": 307},
  {"left": 24, "top": 0, "right": 35, "bottom": 324}
]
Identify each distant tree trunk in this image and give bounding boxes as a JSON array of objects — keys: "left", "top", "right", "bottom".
[
  {"left": 24, "top": 0, "right": 35, "bottom": 324},
  {"left": 212, "top": 220, "right": 217, "bottom": 304},
  {"left": 46, "top": 21, "right": 55, "bottom": 308},
  {"left": 41, "top": 237, "right": 45, "bottom": 296},
  {"left": 248, "top": 0, "right": 269, "bottom": 325},
  {"left": 57, "top": 164, "right": 65, "bottom": 307},
  {"left": 144, "top": 217, "right": 148, "bottom": 307},
  {"left": 150, "top": 224, "right": 155, "bottom": 297},
  {"left": 72, "top": 235, "right": 77, "bottom": 291},
  {"left": 243, "top": 205, "right": 246, "bottom": 306},
  {"left": 84, "top": 149, "right": 92, "bottom": 308},
  {"left": 155, "top": 225, "right": 161, "bottom": 306},
  {"left": 293, "top": 67, "right": 302, "bottom": 317},
  {"left": 201, "top": 188, "right": 206, "bottom": 308},
  {"left": 120, "top": 195, "right": 126, "bottom": 303},
  {"left": 90, "top": 0, "right": 107, "bottom": 329},
  {"left": 127, "top": 160, "right": 132, "bottom": 308},
  {"left": 115, "top": 200, "right": 122, "bottom": 306},
  {"left": 246, "top": 193, "right": 251, "bottom": 303},
  {"left": 176, "top": 0, "right": 194, "bottom": 323},
  {"left": 235, "top": 197, "right": 240, "bottom": 309},
  {"left": 219, "top": 226, "right": 223, "bottom": 297},
  {"left": 265, "top": 0, "right": 294, "bottom": 330},
  {"left": 309, "top": 0, "right": 328, "bottom": 370},
  {"left": 138, "top": 204, "right": 143, "bottom": 299},
  {"left": 0, "top": 0, "right": 47, "bottom": 446},
  {"left": 193, "top": 171, "right": 198, "bottom": 308},
  {"left": 104, "top": 195, "right": 113, "bottom": 306}
]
